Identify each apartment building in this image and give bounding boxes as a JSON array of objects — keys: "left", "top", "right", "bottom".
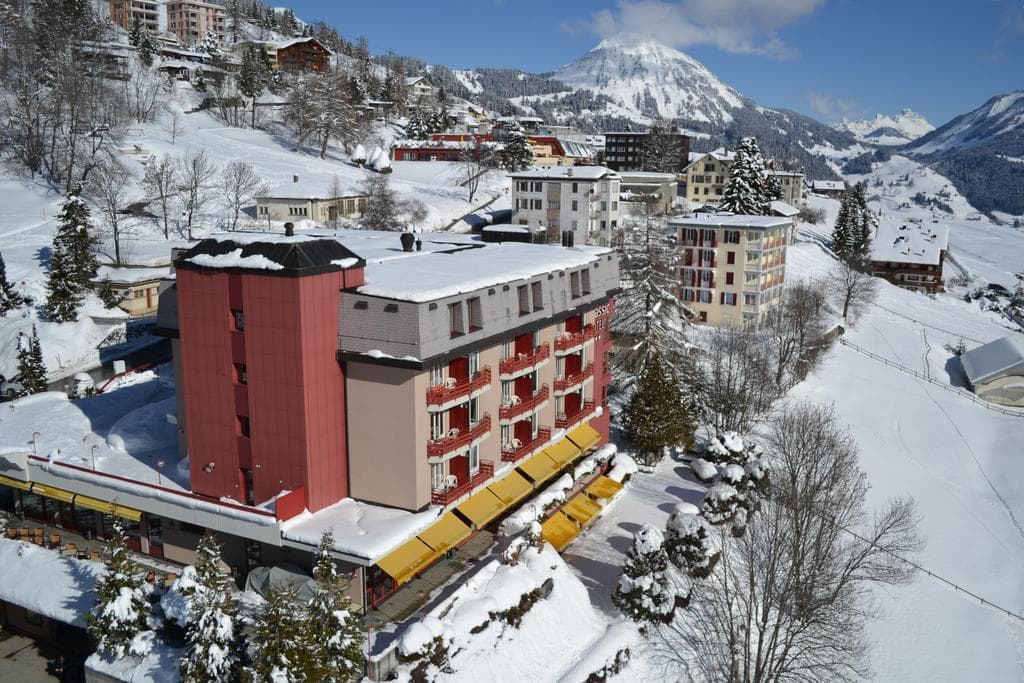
[
  {"left": 166, "top": 0, "right": 224, "bottom": 44},
  {"left": 766, "top": 170, "right": 805, "bottom": 206},
  {"left": 681, "top": 149, "right": 735, "bottom": 203},
  {"left": 669, "top": 213, "right": 792, "bottom": 328},
  {"left": 108, "top": 0, "right": 159, "bottom": 33},
  {"left": 603, "top": 129, "right": 690, "bottom": 173},
  {"left": 275, "top": 37, "right": 331, "bottom": 71},
  {"left": 510, "top": 166, "right": 621, "bottom": 247},
  {"left": 870, "top": 222, "right": 948, "bottom": 294}
]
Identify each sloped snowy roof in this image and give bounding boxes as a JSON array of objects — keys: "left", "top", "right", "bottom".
[
  {"left": 812, "top": 180, "right": 846, "bottom": 191},
  {"left": 274, "top": 37, "right": 331, "bottom": 53},
  {"left": 509, "top": 166, "right": 617, "bottom": 181},
  {"left": 769, "top": 200, "right": 801, "bottom": 217},
  {"left": 94, "top": 265, "right": 169, "bottom": 285},
  {"left": 260, "top": 177, "right": 365, "bottom": 200},
  {"left": 870, "top": 222, "right": 948, "bottom": 266},
  {"left": 668, "top": 213, "right": 792, "bottom": 230},
  {"left": 683, "top": 148, "right": 734, "bottom": 171},
  {"left": 0, "top": 538, "right": 103, "bottom": 627},
  {"left": 960, "top": 335, "right": 1024, "bottom": 386}
]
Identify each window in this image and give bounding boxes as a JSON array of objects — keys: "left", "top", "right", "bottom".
[
  {"left": 727, "top": 251, "right": 736, "bottom": 265},
  {"left": 532, "top": 199, "right": 542, "bottom": 210},
  {"left": 431, "top": 463, "right": 445, "bottom": 490},
  {"left": 572, "top": 182, "right": 578, "bottom": 193},
  {"left": 570, "top": 271, "right": 581, "bottom": 298},
  {"left": 467, "top": 297, "right": 482, "bottom": 332},
  {"left": 571, "top": 200, "right": 578, "bottom": 211},
  {"left": 469, "top": 396, "right": 480, "bottom": 423},
  {"left": 745, "top": 293, "right": 758, "bottom": 306},
  {"left": 448, "top": 302, "right": 465, "bottom": 337},
  {"left": 469, "top": 445, "right": 480, "bottom": 474},
  {"left": 237, "top": 415, "right": 250, "bottom": 437},
  {"left": 726, "top": 272, "right": 734, "bottom": 285},
  {"left": 722, "top": 292, "right": 737, "bottom": 306},
  {"left": 531, "top": 281, "right": 544, "bottom": 310},
  {"left": 581, "top": 269, "right": 591, "bottom": 294},
  {"left": 384, "top": 303, "right": 399, "bottom": 313},
  {"left": 724, "top": 230, "right": 741, "bottom": 244},
  {"left": 518, "top": 285, "right": 530, "bottom": 315},
  {"left": 550, "top": 200, "right": 560, "bottom": 209},
  {"left": 231, "top": 309, "right": 244, "bottom": 331},
  {"left": 234, "top": 363, "right": 247, "bottom": 385},
  {"left": 430, "top": 411, "right": 445, "bottom": 439}
]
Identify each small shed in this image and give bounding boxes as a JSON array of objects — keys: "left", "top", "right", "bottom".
[{"left": 960, "top": 335, "right": 1024, "bottom": 407}]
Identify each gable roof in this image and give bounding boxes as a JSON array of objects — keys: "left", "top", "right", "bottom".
[
  {"left": 961, "top": 336, "right": 1024, "bottom": 386},
  {"left": 870, "top": 222, "right": 949, "bottom": 266}
]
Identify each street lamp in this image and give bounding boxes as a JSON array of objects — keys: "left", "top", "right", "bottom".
[
  {"left": 91, "top": 445, "right": 98, "bottom": 470},
  {"left": 31, "top": 432, "right": 40, "bottom": 454},
  {"left": 156, "top": 459, "right": 166, "bottom": 486}
]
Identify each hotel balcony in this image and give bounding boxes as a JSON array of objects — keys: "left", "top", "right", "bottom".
[
  {"left": 498, "top": 344, "right": 550, "bottom": 379},
  {"left": 556, "top": 401, "right": 596, "bottom": 429},
  {"left": 553, "top": 363, "right": 594, "bottom": 395},
  {"left": 554, "top": 325, "right": 600, "bottom": 355},
  {"left": 499, "top": 386, "right": 549, "bottom": 423},
  {"left": 426, "top": 367, "right": 491, "bottom": 410},
  {"left": 430, "top": 461, "right": 494, "bottom": 506},
  {"left": 501, "top": 427, "right": 552, "bottom": 463},
  {"left": 427, "top": 415, "right": 491, "bottom": 459}
]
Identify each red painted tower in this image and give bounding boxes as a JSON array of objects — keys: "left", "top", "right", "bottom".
[{"left": 174, "top": 238, "right": 365, "bottom": 513}]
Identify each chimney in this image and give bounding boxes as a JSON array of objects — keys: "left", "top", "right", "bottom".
[
  {"left": 400, "top": 232, "right": 415, "bottom": 252},
  {"left": 566, "top": 167, "right": 573, "bottom": 177},
  {"left": 415, "top": 239, "right": 423, "bottom": 252},
  {"left": 293, "top": 174, "right": 299, "bottom": 183},
  {"left": 284, "top": 222, "right": 294, "bottom": 237}
]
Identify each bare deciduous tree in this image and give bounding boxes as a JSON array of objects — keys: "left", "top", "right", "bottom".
[
  {"left": 176, "top": 150, "right": 218, "bottom": 239},
  {"left": 162, "top": 108, "right": 184, "bottom": 144},
  {"left": 653, "top": 403, "right": 922, "bottom": 682},
  {"left": 459, "top": 138, "right": 496, "bottom": 203},
  {"left": 825, "top": 261, "right": 878, "bottom": 322},
  {"left": 220, "top": 161, "right": 267, "bottom": 231},
  {"left": 142, "top": 155, "right": 177, "bottom": 239},
  {"left": 120, "top": 61, "right": 165, "bottom": 123},
  {"left": 87, "top": 156, "right": 133, "bottom": 266},
  {"left": 701, "top": 328, "right": 778, "bottom": 435},
  {"left": 762, "top": 282, "right": 829, "bottom": 387}
]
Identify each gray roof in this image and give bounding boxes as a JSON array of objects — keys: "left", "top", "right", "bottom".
[
  {"left": 668, "top": 213, "right": 793, "bottom": 230},
  {"left": 961, "top": 335, "right": 1024, "bottom": 386}
]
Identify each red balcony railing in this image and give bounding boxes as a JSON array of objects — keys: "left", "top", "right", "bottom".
[
  {"left": 427, "top": 414, "right": 491, "bottom": 458},
  {"left": 426, "top": 367, "right": 491, "bottom": 407},
  {"left": 556, "top": 401, "right": 596, "bottom": 429},
  {"left": 501, "top": 427, "right": 552, "bottom": 463},
  {"left": 430, "top": 460, "right": 494, "bottom": 505},
  {"left": 554, "top": 363, "right": 594, "bottom": 392},
  {"left": 554, "top": 325, "right": 599, "bottom": 353},
  {"left": 499, "top": 386, "right": 549, "bottom": 421},
  {"left": 499, "top": 344, "right": 550, "bottom": 377}
]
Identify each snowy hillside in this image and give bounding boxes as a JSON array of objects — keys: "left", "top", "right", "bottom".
[
  {"left": 835, "top": 108, "right": 934, "bottom": 146},
  {"left": 552, "top": 38, "right": 744, "bottom": 125},
  {"left": 908, "top": 91, "right": 1024, "bottom": 157}
]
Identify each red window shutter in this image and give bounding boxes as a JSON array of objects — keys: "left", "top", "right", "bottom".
[
  {"left": 719, "top": 292, "right": 724, "bottom": 304},
  {"left": 727, "top": 251, "right": 736, "bottom": 265},
  {"left": 726, "top": 272, "right": 734, "bottom": 285}
]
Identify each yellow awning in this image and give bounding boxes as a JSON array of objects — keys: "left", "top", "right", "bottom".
[
  {"left": 30, "top": 483, "right": 75, "bottom": 504},
  {"left": 0, "top": 474, "right": 31, "bottom": 491},
  {"left": 562, "top": 495, "right": 603, "bottom": 526},
  {"left": 456, "top": 489, "right": 506, "bottom": 528},
  {"left": 112, "top": 504, "right": 143, "bottom": 522},
  {"left": 540, "top": 512, "right": 581, "bottom": 552},
  {"left": 376, "top": 537, "right": 439, "bottom": 585},
  {"left": 516, "top": 451, "right": 559, "bottom": 485},
  {"left": 543, "top": 438, "right": 581, "bottom": 467},
  {"left": 486, "top": 471, "right": 532, "bottom": 506},
  {"left": 567, "top": 424, "right": 602, "bottom": 452},
  {"left": 72, "top": 494, "right": 117, "bottom": 515},
  {"left": 584, "top": 475, "right": 624, "bottom": 501},
  {"left": 417, "top": 512, "right": 472, "bottom": 555}
]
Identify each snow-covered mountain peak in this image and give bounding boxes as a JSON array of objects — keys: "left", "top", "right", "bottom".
[
  {"left": 835, "top": 109, "right": 934, "bottom": 145},
  {"left": 909, "top": 89, "right": 1024, "bottom": 157},
  {"left": 553, "top": 38, "right": 743, "bottom": 124}
]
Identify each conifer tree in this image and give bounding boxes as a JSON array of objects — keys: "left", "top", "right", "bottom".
[
  {"left": 128, "top": 17, "right": 142, "bottom": 48},
  {"left": 137, "top": 27, "right": 155, "bottom": 66},
  {"left": 16, "top": 326, "right": 47, "bottom": 395},
  {"left": 664, "top": 510, "right": 719, "bottom": 579},
  {"left": 239, "top": 44, "right": 269, "bottom": 129},
  {"left": 306, "top": 530, "right": 365, "bottom": 682},
  {"left": 181, "top": 532, "right": 240, "bottom": 683},
  {"left": 87, "top": 521, "right": 153, "bottom": 659},
  {"left": 0, "top": 251, "right": 25, "bottom": 314},
  {"left": 765, "top": 172, "right": 784, "bottom": 202},
  {"left": 612, "top": 524, "right": 676, "bottom": 624},
  {"left": 248, "top": 584, "right": 309, "bottom": 682},
  {"left": 45, "top": 189, "right": 99, "bottom": 322},
  {"left": 497, "top": 121, "right": 533, "bottom": 172},
  {"left": 832, "top": 189, "right": 856, "bottom": 263},
  {"left": 849, "top": 182, "right": 877, "bottom": 271},
  {"left": 360, "top": 173, "right": 398, "bottom": 230},
  {"left": 719, "top": 137, "right": 769, "bottom": 215},
  {"left": 621, "top": 353, "right": 696, "bottom": 464}
]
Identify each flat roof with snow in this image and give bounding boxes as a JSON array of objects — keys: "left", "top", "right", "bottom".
[
  {"left": 618, "top": 171, "right": 678, "bottom": 181},
  {"left": 509, "top": 166, "right": 617, "bottom": 181},
  {"left": 960, "top": 335, "right": 1024, "bottom": 387},
  {"left": 870, "top": 222, "right": 949, "bottom": 266},
  {"left": 812, "top": 180, "right": 846, "bottom": 191},
  {"left": 668, "top": 213, "right": 793, "bottom": 230},
  {"left": 770, "top": 200, "right": 801, "bottom": 217}
]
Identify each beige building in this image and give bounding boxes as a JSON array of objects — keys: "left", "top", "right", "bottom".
[
  {"left": 961, "top": 336, "right": 1024, "bottom": 407},
  {"left": 166, "top": 0, "right": 225, "bottom": 44},
  {"left": 618, "top": 171, "right": 679, "bottom": 215},
  {"left": 669, "top": 213, "right": 792, "bottom": 328},
  {"left": 766, "top": 170, "right": 805, "bottom": 206},
  {"left": 682, "top": 148, "right": 735, "bottom": 203},
  {"left": 92, "top": 266, "right": 169, "bottom": 317},
  {"left": 256, "top": 177, "right": 367, "bottom": 223}
]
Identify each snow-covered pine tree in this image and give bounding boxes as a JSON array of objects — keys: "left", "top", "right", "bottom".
[
  {"left": 621, "top": 352, "right": 696, "bottom": 465},
  {"left": 247, "top": 584, "right": 311, "bottom": 682},
  {"left": 87, "top": 520, "right": 153, "bottom": 659},
  {"left": 239, "top": 44, "right": 269, "bottom": 129},
  {"left": 612, "top": 524, "right": 676, "bottom": 624},
  {"left": 16, "top": 326, "right": 47, "bottom": 395},
  {"left": 137, "top": 27, "right": 155, "bottom": 66},
  {"left": 850, "top": 182, "right": 877, "bottom": 271},
  {"left": 641, "top": 118, "right": 686, "bottom": 173},
  {"left": 0, "top": 250, "right": 25, "bottom": 314},
  {"left": 128, "top": 17, "right": 142, "bottom": 47},
  {"left": 403, "top": 108, "right": 430, "bottom": 140},
  {"left": 831, "top": 189, "right": 856, "bottom": 263},
  {"left": 181, "top": 531, "right": 240, "bottom": 683},
  {"left": 360, "top": 173, "right": 398, "bottom": 230},
  {"left": 719, "top": 137, "right": 769, "bottom": 215},
  {"left": 351, "top": 144, "right": 368, "bottom": 166},
  {"left": 765, "top": 172, "right": 784, "bottom": 203},
  {"left": 45, "top": 189, "right": 97, "bottom": 322},
  {"left": 497, "top": 122, "right": 533, "bottom": 172},
  {"left": 664, "top": 509, "right": 720, "bottom": 579},
  {"left": 700, "top": 481, "right": 741, "bottom": 526},
  {"left": 306, "top": 530, "right": 365, "bottom": 682}
]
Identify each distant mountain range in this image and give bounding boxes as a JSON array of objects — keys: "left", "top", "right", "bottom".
[{"left": 834, "top": 109, "right": 934, "bottom": 146}]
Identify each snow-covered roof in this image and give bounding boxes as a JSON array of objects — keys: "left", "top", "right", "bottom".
[
  {"left": 618, "top": 171, "right": 678, "bottom": 182},
  {"left": 94, "top": 265, "right": 169, "bottom": 285},
  {"left": 870, "top": 222, "right": 948, "bottom": 266},
  {"left": 392, "top": 139, "right": 502, "bottom": 151},
  {"left": 668, "top": 213, "right": 793, "bottom": 230},
  {"left": 273, "top": 37, "right": 330, "bottom": 53},
  {"left": 766, "top": 169, "right": 804, "bottom": 177},
  {"left": 769, "top": 200, "right": 801, "bottom": 217},
  {"left": 558, "top": 139, "right": 594, "bottom": 158},
  {"left": 509, "top": 165, "right": 617, "bottom": 181},
  {"left": 960, "top": 336, "right": 1024, "bottom": 386},
  {"left": 683, "top": 147, "right": 734, "bottom": 170},
  {"left": 482, "top": 224, "right": 539, "bottom": 234},
  {"left": 812, "top": 180, "right": 846, "bottom": 191},
  {"left": 260, "top": 178, "right": 365, "bottom": 200},
  {"left": 405, "top": 76, "right": 430, "bottom": 86},
  {"left": 0, "top": 538, "right": 103, "bottom": 627}
]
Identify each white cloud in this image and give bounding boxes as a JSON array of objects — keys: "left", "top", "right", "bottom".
[
  {"left": 584, "top": 0, "right": 827, "bottom": 59},
  {"left": 804, "top": 89, "right": 858, "bottom": 120}
]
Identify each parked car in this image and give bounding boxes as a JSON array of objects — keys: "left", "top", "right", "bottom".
[{"left": 0, "top": 374, "right": 25, "bottom": 400}]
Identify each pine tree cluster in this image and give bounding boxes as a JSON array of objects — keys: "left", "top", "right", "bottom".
[
  {"left": 45, "top": 189, "right": 99, "bottom": 323},
  {"left": 832, "top": 182, "right": 876, "bottom": 270},
  {"left": 15, "top": 326, "right": 47, "bottom": 395},
  {"left": 0, "top": 251, "right": 25, "bottom": 314},
  {"left": 719, "top": 137, "right": 770, "bottom": 215},
  {"left": 664, "top": 509, "right": 720, "bottom": 579},
  {"left": 495, "top": 122, "right": 533, "bottom": 172},
  {"left": 181, "top": 532, "right": 240, "bottom": 682},
  {"left": 621, "top": 353, "right": 696, "bottom": 464},
  {"left": 87, "top": 521, "right": 154, "bottom": 659}
]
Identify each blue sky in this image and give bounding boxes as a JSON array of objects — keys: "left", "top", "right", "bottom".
[{"left": 287, "top": 0, "right": 1024, "bottom": 125}]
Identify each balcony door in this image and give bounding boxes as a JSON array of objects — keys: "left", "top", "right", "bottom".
[{"left": 449, "top": 356, "right": 469, "bottom": 382}]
